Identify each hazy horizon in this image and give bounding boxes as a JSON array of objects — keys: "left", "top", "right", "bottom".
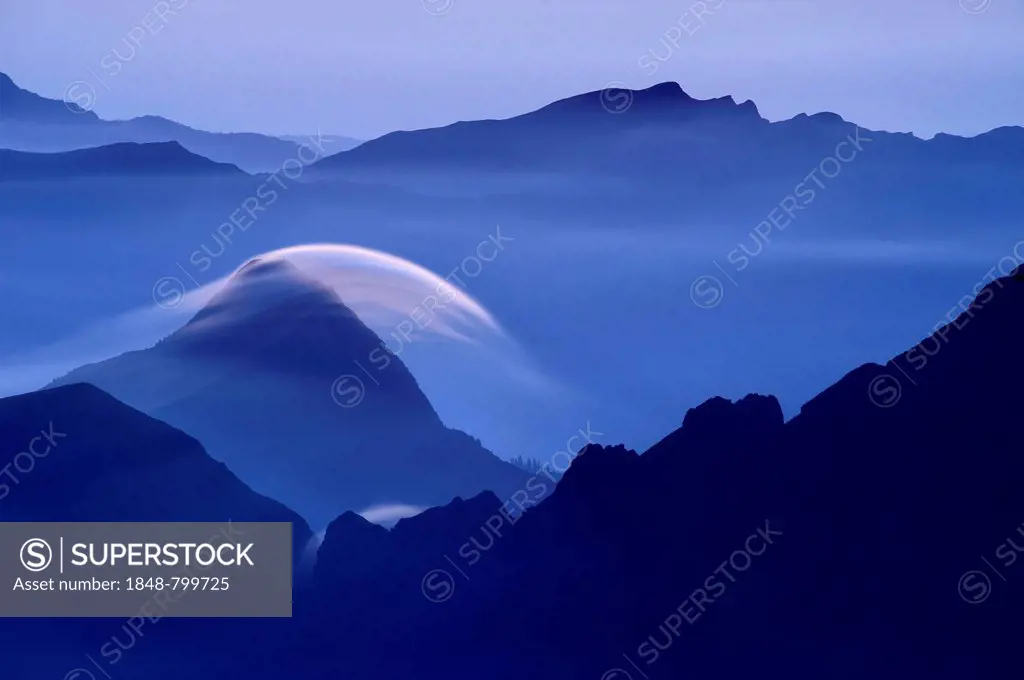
[{"left": 2, "top": 0, "right": 1022, "bottom": 140}]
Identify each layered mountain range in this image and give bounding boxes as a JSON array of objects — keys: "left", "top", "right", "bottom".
[
  {"left": 4, "top": 265, "right": 1019, "bottom": 680},
  {"left": 0, "top": 72, "right": 360, "bottom": 172},
  {"left": 1, "top": 71, "right": 1022, "bottom": 680},
  {"left": 4, "top": 76, "right": 1021, "bottom": 239}
]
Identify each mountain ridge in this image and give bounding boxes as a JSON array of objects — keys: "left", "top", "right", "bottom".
[
  {"left": 0, "top": 72, "right": 100, "bottom": 123},
  {"left": 0, "top": 382, "right": 312, "bottom": 558},
  {"left": 307, "top": 80, "right": 1023, "bottom": 184},
  {"left": 0, "top": 141, "right": 245, "bottom": 180},
  {"left": 288, "top": 266, "right": 1024, "bottom": 680}
]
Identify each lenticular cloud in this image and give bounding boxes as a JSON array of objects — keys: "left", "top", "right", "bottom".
[
  {"left": 231, "top": 243, "right": 506, "bottom": 346},
  {"left": 1, "top": 242, "right": 512, "bottom": 397}
]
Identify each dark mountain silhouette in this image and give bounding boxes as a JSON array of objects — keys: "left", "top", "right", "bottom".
[
  {"left": 0, "top": 382, "right": 311, "bottom": 679},
  {"left": 0, "top": 142, "right": 244, "bottom": 180},
  {"left": 0, "top": 72, "right": 358, "bottom": 171},
  {"left": 0, "top": 383, "right": 310, "bottom": 555},
  {"left": 234, "top": 266, "right": 1024, "bottom": 680},
  {"left": 50, "top": 257, "right": 530, "bottom": 527}
]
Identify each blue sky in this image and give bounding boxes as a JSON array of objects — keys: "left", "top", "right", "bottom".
[{"left": 1, "top": 0, "right": 1021, "bottom": 139}]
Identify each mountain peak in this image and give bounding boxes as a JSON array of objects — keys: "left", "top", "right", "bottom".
[
  {"left": 554, "top": 444, "right": 640, "bottom": 499},
  {"left": 607, "top": 83, "right": 765, "bottom": 121},
  {"left": 781, "top": 111, "right": 850, "bottom": 130},
  {"left": 533, "top": 80, "right": 762, "bottom": 121},
  {"left": 177, "top": 255, "right": 359, "bottom": 343},
  {"left": 392, "top": 491, "right": 502, "bottom": 537},
  {"left": 0, "top": 71, "right": 100, "bottom": 122},
  {"left": 233, "top": 256, "right": 303, "bottom": 281},
  {"left": 681, "top": 393, "right": 784, "bottom": 440},
  {"left": 638, "top": 81, "right": 694, "bottom": 100},
  {"left": 52, "top": 244, "right": 530, "bottom": 525}
]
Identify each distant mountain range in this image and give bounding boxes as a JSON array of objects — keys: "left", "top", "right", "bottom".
[
  {"left": 5, "top": 75, "right": 1021, "bottom": 232},
  {"left": 312, "top": 81, "right": 1024, "bottom": 176},
  {"left": 50, "top": 257, "right": 530, "bottom": 528},
  {"left": 306, "top": 81, "right": 1024, "bottom": 231},
  {"left": 5, "top": 73, "right": 1020, "bottom": 195},
  {"left": 0, "top": 141, "right": 244, "bottom": 180},
  {"left": 0, "top": 72, "right": 361, "bottom": 172}
]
